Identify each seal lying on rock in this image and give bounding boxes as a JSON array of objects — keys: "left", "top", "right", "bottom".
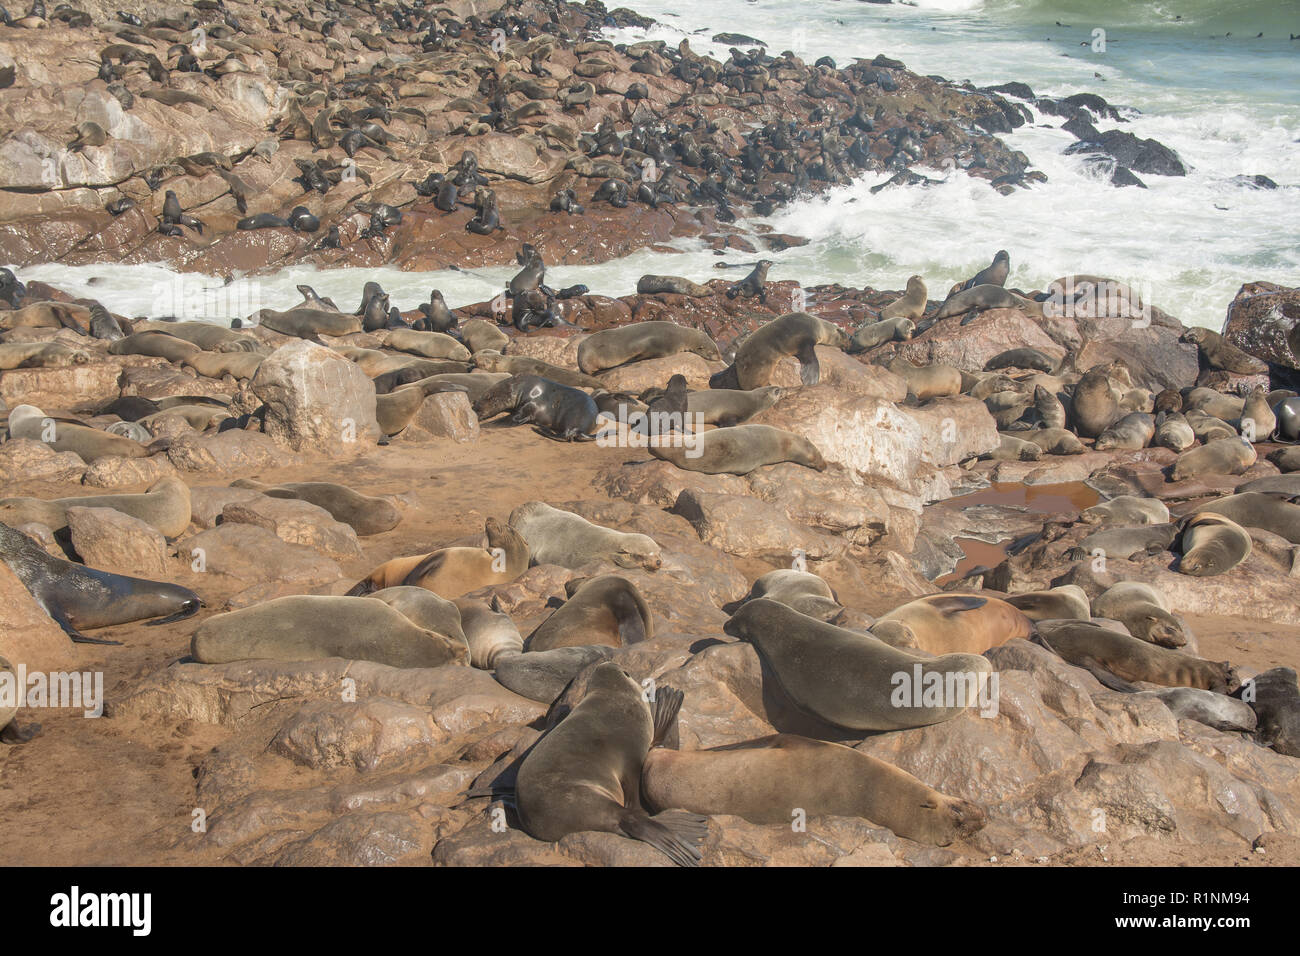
[
  {"left": 346, "top": 517, "right": 529, "bottom": 599},
  {"left": 649, "top": 423, "right": 825, "bottom": 475},
  {"left": 508, "top": 501, "right": 661, "bottom": 570},
  {"left": 1035, "top": 620, "right": 1237, "bottom": 693}
]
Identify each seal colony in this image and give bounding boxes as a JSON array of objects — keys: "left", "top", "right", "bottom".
[{"left": 0, "top": 1, "right": 1298, "bottom": 870}]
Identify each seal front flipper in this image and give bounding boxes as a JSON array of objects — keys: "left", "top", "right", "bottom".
[
  {"left": 143, "top": 594, "right": 202, "bottom": 625},
  {"left": 618, "top": 808, "right": 708, "bottom": 867},
  {"left": 650, "top": 685, "right": 684, "bottom": 748},
  {"left": 1078, "top": 660, "right": 1141, "bottom": 693},
  {"left": 796, "top": 342, "right": 820, "bottom": 386}
]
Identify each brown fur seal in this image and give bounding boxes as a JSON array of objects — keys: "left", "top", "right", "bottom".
[
  {"left": 1181, "top": 327, "right": 1268, "bottom": 375},
  {"left": 381, "top": 328, "right": 472, "bottom": 361},
  {"left": 848, "top": 316, "right": 915, "bottom": 353},
  {"left": 524, "top": 575, "right": 654, "bottom": 651},
  {"left": 1153, "top": 412, "right": 1195, "bottom": 452},
  {"left": 987, "top": 433, "right": 1043, "bottom": 461},
  {"left": 191, "top": 595, "right": 467, "bottom": 668},
  {"left": 1176, "top": 512, "right": 1253, "bottom": 577},
  {"left": 0, "top": 341, "right": 90, "bottom": 369},
  {"left": 108, "top": 331, "right": 202, "bottom": 362},
  {"left": 1238, "top": 668, "right": 1300, "bottom": 758},
  {"left": 736, "top": 569, "right": 845, "bottom": 622},
  {"left": 460, "top": 319, "right": 510, "bottom": 354},
  {"left": 636, "top": 275, "right": 714, "bottom": 297},
  {"left": 184, "top": 351, "right": 264, "bottom": 380},
  {"left": 1004, "top": 585, "right": 1092, "bottom": 621},
  {"left": 346, "top": 517, "right": 528, "bottom": 598},
  {"left": 514, "top": 667, "right": 708, "bottom": 866},
  {"left": 369, "top": 586, "right": 466, "bottom": 648},
  {"left": 1091, "top": 582, "right": 1186, "bottom": 647},
  {"left": 1080, "top": 495, "right": 1170, "bottom": 526},
  {"left": 727, "top": 313, "right": 848, "bottom": 389},
  {"left": 577, "top": 321, "right": 720, "bottom": 375},
  {"left": 7, "top": 404, "right": 153, "bottom": 462},
  {"left": 1028, "top": 427, "right": 1086, "bottom": 455},
  {"left": 931, "top": 284, "right": 1040, "bottom": 322},
  {"left": 724, "top": 599, "right": 994, "bottom": 731},
  {"left": 134, "top": 320, "right": 259, "bottom": 352},
  {"left": 508, "top": 501, "right": 661, "bottom": 570},
  {"left": 452, "top": 596, "right": 524, "bottom": 669},
  {"left": 649, "top": 423, "right": 825, "bottom": 475},
  {"left": 0, "top": 521, "right": 199, "bottom": 643},
  {"left": 0, "top": 301, "right": 91, "bottom": 333},
  {"left": 1170, "top": 438, "right": 1257, "bottom": 481},
  {"left": 876, "top": 593, "right": 1034, "bottom": 655},
  {"left": 642, "top": 734, "right": 986, "bottom": 847},
  {"left": 1094, "top": 411, "right": 1155, "bottom": 451},
  {"left": 0, "top": 476, "right": 191, "bottom": 539},
  {"left": 375, "top": 379, "right": 468, "bottom": 436},
  {"left": 880, "top": 275, "right": 928, "bottom": 321},
  {"left": 684, "top": 386, "right": 784, "bottom": 426},
  {"left": 1070, "top": 367, "right": 1121, "bottom": 438},
  {"left": 229, "top": 480, "right": 400, "bottom": 536},
  {"left": 472, "top": 350, "right": 603, "bottom": 390},
  {"left": 1035, "top": 620, "right": 1237, "bottom": 693},
  {"left": 887, "top": 356, "right": 962, "bottom": 401},
  {"left": 257, "top": 308, "right": 362, "bottom": 338}
]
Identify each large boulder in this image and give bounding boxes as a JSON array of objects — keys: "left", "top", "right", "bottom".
[
  {"left": 249, "top": 341, "right": 380, "bottom": 456},
  {"left": 1222, "top": 281, "right": 1300, "bottom": 372}
]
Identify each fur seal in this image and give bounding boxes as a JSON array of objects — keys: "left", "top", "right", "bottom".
[
  {"left": 472, "top": 350, "right": 602, "bottom": 389},
  {"left": 887, "top": 357, "right": 962, "bottom": 401},
  {"left": 1028, "top": 427, "right": 1085, "bottom": 455},
  {"left": 641, "top": 734, "right": 986, "bottom": 847},
  {"left": 952, "top": 250, "right": 1010, "bottom": 294},
  {"left": 0, "top": 342, "right": 90, "bottom": 369},
  {"left": 987, "top": 433, "right": 1043, "bottom": 461},
  {"left": 1178, "top": 512, "right": 1253, "bottom": 576},
  {"left": 1033, "top": 386, "right": 1067, "bottom": 430},
  {"left": 368, "top": 586, "right": 467, "bottom": 649},
  {"left": 848, "top": 316, "right": 914, "bottom": 353},
  {"left": 725, "top": 259, "right": 772, "bottom": 302},
  {"left": 191, "top": 596, "right": 467, "bottom": 668},
  {"left": 229, "top": 480, "right": 400, "bottom": 536},
  {"left": 577, "top": 322, "right": 720, "bottom": 375},
  {"left": 493, "top": 645, "right": 615, "bottom": 703},
  {"left": 1035, "top": 620, "right": 1237, "bottom": 693},
  {"left": 1071, "top": 523, "right": 1179, "bottom": 561},
  {"left": 524, "top": 575, "right": 654, "bottom": 651},
  {"left": 725, "top": 599, "right": 993, "bottom": 731},
  {"left": 1004, "top": 585, "right": 1092, "bottom": 621},
  {"left": 1170, "top": 438, "right": 1256, "bottom": 481},
  {"left": 514, "top": 665, "right": 708, "bottom": 866},
  {"left": 1070, "top": 367, "right": 1121, "bottom": 438},
  {"left": 880, "top": 275, "right": 928, "bottom": 322},
  {"left": 382, "top": 329, "right": 471, "bottom": 361},
  {"left": 346, "top": 517, "right": 528, "bottom": 598},
  {"left": 257, "top": 308, "right": 361, "bottom": 338},
  {"left": 984, "top": 348, "right": 1055, "bottom": 373},
  {"left": 7, "top": 404, "right": 152, "bottom": 462},
  {"left": 1239, "top": 385, "right": 1276, "bottom": 441},
  {"left": 1094, "top": 412, "right": 1155, "bottom": 451},
  {"left": 460, "top": 319, "right": 510, "bottom": 354},
  {"left": 416, "top": 291, "right": 457, "bottom": 333},
  {"left": 374, "top": 378, "right": 469, "bottom": 435},
  {"left": 726, "top": 313, "right": 847, "bottom": 389},
  {"left": 109, "top": 330, "right": 202, "bottom": 362},
  {"left": 1091, "top": 582, "right": 1186, "bottom": 647},
  {"left": 931, "top": 284, "right": 1039, "bottom": 322},
  {"left": 474, "top": 375, "right": 600, "bottom": 441},
  {"left": 184, "top": 351, "right": 264, "bottom": 381},
  {"left": 452, "top": 597, "right": 524, "bottom": 669},
  {"left": 737, "top": 569, "right": 844, "bottom": 622},
  {"left": 1238, "top": 668, "right": 1300, "bottom": 757},
  {"left": 0, "top": 476, "right": 191, "bottom": 539},
  {"left": 684, "top": 386, "right": 784, "bottom": 426},
  {"left": 134, "top": 320, "right": 258, "bottom": 351},
  {"left": 0, "top": 521, "right": 199, "bottom": 643},
  {"left": 465, "top": 188, "right": 501, "bottom": 234},
  {"left": 875, "top": 593, "right": 1034, "bottom": 655},
  {"left": 635, "top": 275, "right": 713, "bottom": 297},
  {"left": 1080, "top": 495, "right": 1169, "bottom": 526},
  {"left": 649, "top": 423, "right": 825, "bottom": 475},
  {"left": 1181, "top": 327, "right": 1268, "bottom": 376},
  {"left": 508, "top": 501, "right": 661, "bottom": 571},
  {"left": 1192, "top": 492, "right": 1300, "bottom": 544},
  {"left": 1138, "top": 687, "right": 1257, "bottom": 733},
  {"left": 1153, "top": 411, "right": 1195, "bottom": 452}
]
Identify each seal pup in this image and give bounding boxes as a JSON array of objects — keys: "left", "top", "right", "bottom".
[
  {"left": 724, "top": 312, "right": 847, "bottom": 389},
  {"left": 875, "top": 593, "right": 1034, "bottom": 655},
  {"left": 641, "top": 734, "right": 986, "bottom": 847},
  {"left": 1035, "top": 620, "right": 1237, "bottom": 693},
  {"left": 346, "top": 517, "right": 529, "bottom": 599},
  {"left": 508, "top": 501, "right": 661, "bottom": 571},
  {"left": 887, "top": 356, "right": 962, "bottom": 402},
  {"left": 524, "top": 575, "right": 654, "bottom": 651},
  {"left": 725, "top": 259, "right": 772, "bottom": 302},
  {"left": 1177, "top": 512, "right": 1254, "bottom": 576},
  {"left": 1091, "top": 582, "right": 1186, "bottom": 647},
  {"left": 1069, "top": 367, "right": 1121, "bottom": 438},
  {"left": 848, "top": 316, "right": 914, "bottom": 353},
  {"left": 725, "top": 599, "right": 993, "bottom": 732},
  {"left": 474, "top": 374, "right": 600, "bottom": 441},
  {"left": 1080, "top": 495, "right": 1169, "bottom": 527},
  {"left": 950, "top": 250, "right": 1009, "bottom": 295},
  {"left": 191, "top": 596, "right": 467, "bottom": 668},
  {"left": 650, "top": 423, "right": 825, "bottom": 475},
  {"left": 514, "top": 666, "right": 708, "bottom": 866},
  {"left": 0, "top": 521, "right": 199, "bottom": 643},
  {"left": 577, "top": 322, "right": 720, "bottom": 375}
]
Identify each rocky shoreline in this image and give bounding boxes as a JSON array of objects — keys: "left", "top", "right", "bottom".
[{"left": 2, "top": 0, "right": 1300, "bottom": 869}]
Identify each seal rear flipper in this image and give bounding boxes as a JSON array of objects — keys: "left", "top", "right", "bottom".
[
  {"left": 618, "top": 809, "right": 707, "bottom": 867},
  {"left": 796, "top": 342, "right": 820, "bottom": 386},
  {"left": 1079, "top": 661, "right": 1140, "bottom": 693},
  {"left": 345, "top": 579, "right": 377, "bottom": 596},
  {"left": 650, "top": 685, "right": 684, "bottom": 748},
  {"left": 68, "top": 631, "right": 123, "bottom": 645}
]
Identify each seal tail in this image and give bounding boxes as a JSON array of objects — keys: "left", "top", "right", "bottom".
[{"left": 619, "top": 810, "right": 708, "bottom": 867}]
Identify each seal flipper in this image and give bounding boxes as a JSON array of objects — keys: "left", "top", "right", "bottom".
[
  {"left": 796, "top": 342, "right": 820, "bottom": 386},
  {"left": 1078, "top": 661, "right": 1141, "bottom": 693},
  {"left": 618, "top": 809, "right": 707, "bottom": 867},
  {"left": 47, "top": 607, "right": 122, "bottom": 645},
  {"left": 143, "top": 595, "right": 202, "bottom": 626},
  {"left": 650, "top": 685, "right": 684, "bottom": 748}
]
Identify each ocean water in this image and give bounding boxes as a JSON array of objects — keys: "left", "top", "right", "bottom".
[{"left": 9, "top": 0, "right": 1299, "bottom": 327}]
